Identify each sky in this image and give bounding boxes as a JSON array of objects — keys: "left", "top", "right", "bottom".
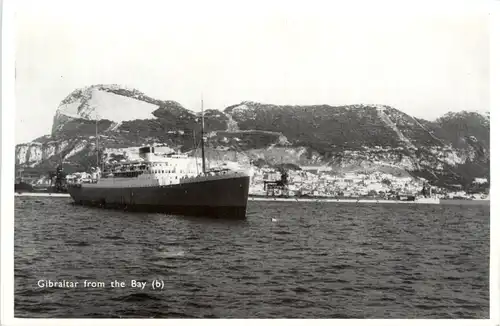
[{"left": 14, "top": 0, "right": 491, "bottom": 144}]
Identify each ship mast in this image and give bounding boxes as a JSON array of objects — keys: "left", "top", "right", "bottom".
[
  {"left": 193, "top": 129, "right": 199, "bottom": 174},
  {"left": 200, "top": 96, "right": 206, "bottom": 174},
  {"left": 95, "top": 112, "right": 99, "bottom": 168}
]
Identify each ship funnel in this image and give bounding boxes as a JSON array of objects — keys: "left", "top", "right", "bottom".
[{"left": 139, "top": 146, "right": 155, "bottom": 161}]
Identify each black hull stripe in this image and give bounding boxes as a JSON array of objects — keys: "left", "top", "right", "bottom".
[{"left": 73, "top": 201, "right": 247, "bottom": 220}]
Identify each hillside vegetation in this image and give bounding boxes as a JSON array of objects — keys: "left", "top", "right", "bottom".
[{"left": 16, "top": 85, "right": 490, "bottom": 190}]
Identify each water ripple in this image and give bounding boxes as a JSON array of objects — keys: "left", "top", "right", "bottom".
[{"left": 14, "top": 197, "right": 489, "bottom": 318}]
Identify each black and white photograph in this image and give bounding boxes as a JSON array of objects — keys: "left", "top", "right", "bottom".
[{"left": 1, "top": 0, "right": 498, "bottom": 323}]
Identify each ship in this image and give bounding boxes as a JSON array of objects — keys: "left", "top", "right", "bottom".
[
  {"left": 15, "top": 165, "right": 68, "bottom": 194},
  {"left": 66, "top": 100, "right": 251, "bottom": 219}
]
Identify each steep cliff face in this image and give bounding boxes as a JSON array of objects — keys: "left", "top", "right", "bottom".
[
  {"left": 16, "top": 85, "right": 489, "bottom": 189},
  {"left": 17, "top": 84, "right": 225, "bottom": 172},
  {"left": 16, "top": 139, "right": 70, "bottom": 167}
]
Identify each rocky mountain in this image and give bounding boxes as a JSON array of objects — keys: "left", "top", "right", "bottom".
[{"left": 16, "top": 84, "right": 490, "bottom": 190}]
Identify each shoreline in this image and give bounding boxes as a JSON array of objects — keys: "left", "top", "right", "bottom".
[
  {"left": 249, "top": 196, "right": 489, "bottom": 206},
  {"left": 14, "top": 192, "right": 489, "bottom": 206}
]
